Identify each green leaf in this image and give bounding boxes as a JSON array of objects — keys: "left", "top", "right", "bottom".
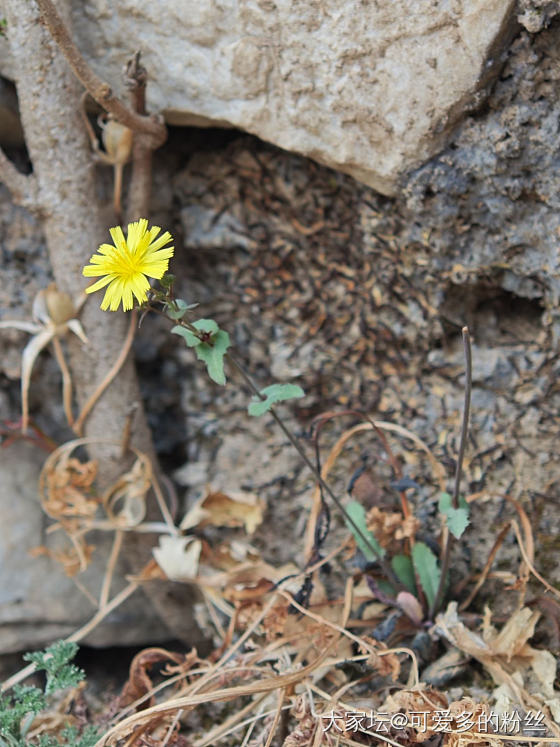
[
  {"left": 171, "top": 319, "right": 230, "bottom": 385},
  {"left": 0, "top": 686, "right": 45, "bottom": 742},
  {"left": 344, "top": 500, "right": 385, "bottom": 562},
  {"left": 438, "top": 492, "right": 470, "bottom": 539},
  {"left": 194, "top": 330, "right": 230, "bottom": 385},
  {"left": 166, "top": 298, "right": 198, "bottom": 320},
  {"left": 411, "top": 542, "right": 441, "bottom": 610},
  {"left": 248, "top": 384, "right": 305, "bottom": 417},
  {"left": 24, "top": 641, "right": 84, "bottom": 695},
  {"left": 376, "top": 579, "right": 396, "bottom": 597},
  {"left": 171, "top": 318, "right": 219, "bottom": 346},
  {"left": 391, "top": 554, "right": 416, "bottom": 594}
]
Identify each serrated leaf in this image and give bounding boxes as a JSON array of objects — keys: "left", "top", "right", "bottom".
[
  {"left": 391, "top": 554, "right": 416, "bottom": 594},
  {"left": 439, "top": 492, "right": 470, "bottom": 539},
  {"left": 24, "top": 641, "right": 84, "bottom": 695},
  {"left": 412, "top": 542, "right": 441, "bottom": 610},
  {"left": 344, "top": 500, "right": 385, "bottom": 562},
  {"left": 166, "top": 299, "right": 198, "bottom": 320},
  {"left": 195, "top": 329, "right": 230, "bottom": 385},
  {"left": 171, "top": 318, "right": 219, "bottom": 347},
  {"left": 248, "top": 383, "right": 305, "bottom": 417}
]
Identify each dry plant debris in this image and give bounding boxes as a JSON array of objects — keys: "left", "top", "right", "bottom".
[{"left": 13, "top": 414, "right": 558, "bottom": 746}]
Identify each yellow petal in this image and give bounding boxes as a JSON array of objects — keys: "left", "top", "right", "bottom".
[{"left": 84, "top": 275, "right": 115, "bottom": 293}]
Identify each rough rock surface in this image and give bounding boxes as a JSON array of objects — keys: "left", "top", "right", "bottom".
[
  {"left": 3, "top": 12, "right": 560, "bottom": 653},
  {"left": 0, "top": 0, "right": 516, "bottom": 194},
  {"left": 0, "top": 442, "right": 172, "bottom": 652},
  {"left": 401, "top": 21, "right": 560, "bottom": 314}
]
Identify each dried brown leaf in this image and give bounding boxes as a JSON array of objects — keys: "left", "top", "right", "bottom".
[
  {"left": 119, "top": 647, "right": 186, "bottom": 710},
  {"left": 180, "top": 489, "right": 264, "bottom": 534},
  {"left": 436, "top": 602, "right": 560, "bottom": 733},
  {"left": 31, "top": 542, "right": 95, "bottom": 577},
  {"left": 103, "top": 454, "right": 152, "bottom": 528}
]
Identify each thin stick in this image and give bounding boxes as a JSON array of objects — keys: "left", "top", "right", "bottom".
[
  {"left": 35, "top": 0, "right": 165, "bottom": 145},
  {"left": 93, "top": 646, "right": 335, "bottom": 746},
  {"left": 511, "top": 519, "right": 560, "bottom": 600},
  {"left": 160, "top": 709, "right": 183, "bottom": 747},
  {"left": 1, "top": 579, "right": 139, "bottom": 693},
  {"left": 429, "top": 327, "right": 472, "bottom": 619},
  {"left": 125, "top": 51, "right": 154, "bottom": 223},
  {"left": 195, "top": 699, "right": 287, "bottom": 747},
  {"left": 459, "top": 522, "right": 510, "bottom": 611},
  {"left": 51, "top": 336, "right": 74, "bottom": 426},
  {"left": 151, "top": 473, "right": 178, "bottom": 533},
  {"left": 99, "top": 529, "right": 123, "bottom": 608},
  {"left": 264, "top": 689, "right": 287, "bottom": 747},
  {"left": 74, "top": 310, "right": 137, "bottom": 435},
  {"left": 114, "top": 162, "right": 124, "bottom": 221},
  {"left": 451, "top": 327, "right": 472, "bottom": 511},
  {"left": 309, "top": 682, "right": 408, "bottom": 747}
]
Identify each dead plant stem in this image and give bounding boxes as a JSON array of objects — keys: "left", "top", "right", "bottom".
[
  {"left": 125, "top": 51, "right": 154, "bottom": 223},
  {"left": 429, "top": 326, "right": 472, "bottom": 619},
  {"left": 160, "top": 709, "right": 183, "bottom": 747},
  {"left": 99, "top": 529, "right": 123, "bottom": 608},
  {"left": 35, "top": 0, "right": 165, "bottom": 145},
  {"left": 74, "top": 309, "right": 137, "bottom": 435},
  {"left": 51, "top": 335, "right": 74, "bottom": 426},
  {"left": 0, "top": 579, "right": 139, "bottom": 693}
]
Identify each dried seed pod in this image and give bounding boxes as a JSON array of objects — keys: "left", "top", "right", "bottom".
[
  {"left": 101, "top": 118, "right": 133, "bottom": 165},
  {"left": 44, "top": 283, "right": 76, "bottom": 325}
]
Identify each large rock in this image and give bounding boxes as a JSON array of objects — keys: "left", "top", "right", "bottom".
[
  {"left": 0, "top": 441, "right": 173, "bottom": 652},
  {"left": 0, "top": 0, "right": 516, "bottom": 194},
  {"left": 401, "top": 22, "right": 560, "bottom": 312}
]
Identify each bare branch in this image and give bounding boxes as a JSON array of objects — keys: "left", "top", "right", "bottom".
[
  {"left": 125, "top": 52, "right": 157, "bottom": 222},
  {"left": 35, "top": 0, "right": 166, "bottom": 147}
]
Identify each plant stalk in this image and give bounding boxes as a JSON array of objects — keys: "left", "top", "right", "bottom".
[{"left": 429, "top": 326, "right": 472, "bottom": 619}]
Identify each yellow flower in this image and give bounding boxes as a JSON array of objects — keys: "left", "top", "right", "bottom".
[{"left": 83, "top": 219, "right": 174, "bottom": 311}]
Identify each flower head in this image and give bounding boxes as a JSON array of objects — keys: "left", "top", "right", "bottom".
[{"left": 83, "top": 219, "right": 174, "bottom": 311}]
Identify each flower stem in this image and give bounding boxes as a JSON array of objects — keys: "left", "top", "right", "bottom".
[
  {"left": 429, "top": 326, "right": 472, "bottom": 619},
  {"left": 150, "top": 302, "right": 404, "bottom": 590}
]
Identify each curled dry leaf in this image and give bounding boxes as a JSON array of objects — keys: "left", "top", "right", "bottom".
[
  {"left": 366, "top": 643, "right": 401, "bottom": 681},
  {"left": 379, "top": 687, "right": 449, "bottom": 741},
  {"left": 31, "top": 543, "right": 95, "bottom": 577},
  {"left": 103, "top": 453, "right": 152, "bottom": 528},
  {"left": 205, "top": 538, "right": 261, "bottom": 570},
  {"left": 436, "top": 602, "right": 560, "bottom": 729},
  {"left": 365, "top": 506, "right": 420, "bottom": 552},
  {"left": 37, "top": 444, "right": 100, "bottom": 574},
  {"left": 180, "top": 489, "right": 264, "bottom": 534},
  {"left": 37, "top": 439, "right": 157, "bottom": 576},
  {"left": 119, "top": 647, "right": 187, "bottom": 710},
  {"left": 41, "top": 454, "right": 99, "bottom": 521}
]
